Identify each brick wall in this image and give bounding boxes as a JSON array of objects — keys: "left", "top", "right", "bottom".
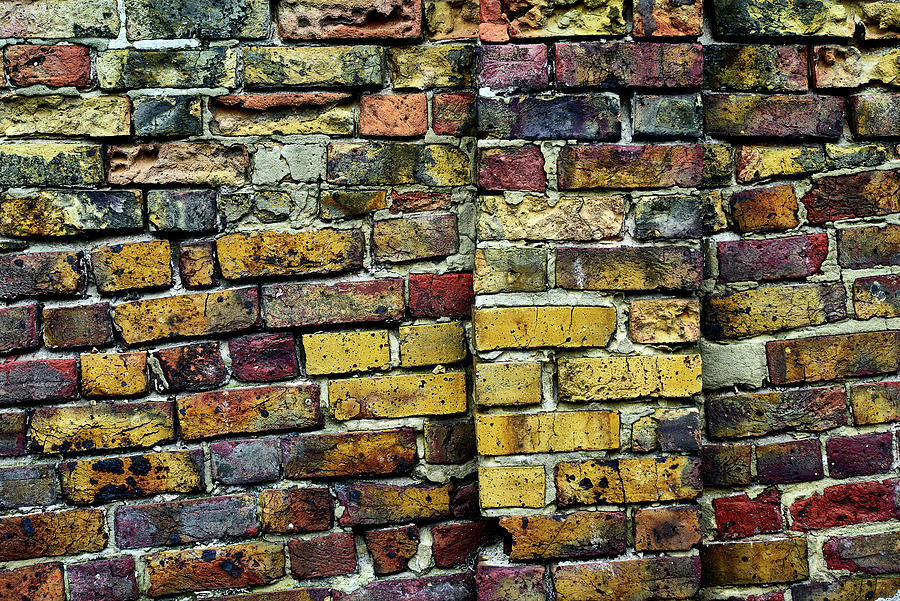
[{"left": 0, "top": 0, "right": 898, "bottom": 600}]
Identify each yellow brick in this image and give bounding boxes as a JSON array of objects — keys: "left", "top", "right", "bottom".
[
  {"left": 736, "top": 145, "right": 825, "bottom": 183},
  {"left": 81, "top": 352, "right": 147, "bottom": 398},
  {"left": 629, "top": 298, "right": 700, "bottom": 344},
  {"left": 91, "top": 240, "right": 172, "bottom": 293},
  {"left": 475, "top": 410, "right": 620, "bottom": 456},
  {"left": 330, "top": 372, "right": 467, "bottom": 420},
  {"left": 216, "top": 230, "right": 363, "bottom": 279},
  {"left": 475, "top": 361, "right": 542, "bottom": 407},
  {"left": 558, "top": 354, "right": 701, "bottom": 401},
  {"left": 399, "top": 322, "right": 466, "bottom": 367},
  {"left": 303, "top": 330, "right": 390, "bottom": 375},
  {"left": 620, "top": 456, "right": 701, "bottom": 502},
  {"left": 478, "top": 465, "right": 545, "bottom": 509},
  {"left": 473, "top": 306, "right": 616, "bottom": 351}
]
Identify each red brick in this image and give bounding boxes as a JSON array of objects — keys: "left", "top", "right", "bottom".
[
  {"left": 717, "top": 234, "right": 828, "bottom": 283},
  {"left": 479, "top": 145, "right": 546, "bottom": 191},
  {"left": 790, "top": 479, "right": 900, "bottom": 531},
  {"left": 5, "top": 45, "right": 91, "bottom": 87},
  {"left": 826, "top": 432, "right": 894, "bottom": 479},
  {"left": 634, "top": 505, "right": 702, "bottom": 551},
  {"left": 478, "top": 44, "right": 548, "bottom": 90},
  {"left": 714, "top": 489, "right": 784, "bottom": 539},
  {"left": 0, "top": 358, "right": 77, "bottom": 405},
  {"left": 408, "top": 272, "right": 474, "bottom": 317},
  {"left": 633, "top": 0, "right": 703, "bottom": 36},
  {"left": 334, "top": 573, "right": 474, "bottom": 601},
  {"left": 228, "top": 333, "right": 298, "bottom": 382},
  {"left": 276, "top": 0, "right": 421, "bottom": 40},
  {"left": 756, "top": 439, "right": 823, "bottom": 484},
  {"left": 259, "top": 487, "right": 333, "bottom": 534},
  {"left": 432, "top": 521, "right": 495, "bottom": 567},
  {"left": 0, "top": 563, "right": 65, "bottom": 601},
  {"left": 288, "top": 532, "right": 358, "bottom": 579},
  {"left": 555, "top": 42, "right": 703, "bottom": 89},
  {"left": 823, "top": 531, "right": 900, "bottom": 574},
  {"left": 151, "top": 342, "right": 226, "bottom": 392},
  {"left": 360, "top": 94, "right": 428, "bottom": 137},
  {"left": 0, "top": 303, "right": 39, "bottom": 353},
  {"left": 433, "top": 92, "right": 475, "bottom": 136},
  {"left": 43, "top": 303, "right": 113, "bottom": 349},
  {"left": 364, "top": 524, "right": 420, "bottom": 575},
  {"left": 802, "top": 169, "right": 900, "bottom": 223},
  {"left": 67, "top": 557, "right": 138, "bottom": 601}
]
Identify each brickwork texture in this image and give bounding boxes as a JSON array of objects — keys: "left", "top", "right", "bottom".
[{"left": 0, "top": 0, "right": 899, "bottom": 600}]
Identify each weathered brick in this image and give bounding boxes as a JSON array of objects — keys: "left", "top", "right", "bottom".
[
  {"left": 558, "top": 354, "right": 702, "bottom": 401},
  {"left": 211, "top": 439, "right": 280, "bottom": 485},
  {"left": 0, "top": 509, "right": 107, "bottom": 561},
  {"left": 767, "top": 331, "right": 900, "bottom": 385},
  {"left": 132, "top": 96, "right": 203, "bottom": 137},
  {"left": 555, "top": 456, "right": 702, "bottom": 506},
  {"left": 144, "top": 542, "right": 285, "bottom": 597},
  {"left": 705, "top": 45, "right": 808, "bottom": 92},
  {"left": 824, "top": 531, "right": 900, "bottom": 574},
  {"left": 277, "top": 0, "right": 420, "bottom": 39},
  {"left": 702, "top": 443, "right": 752, "bottom": 487},
  {"left": 553, "top": 556, "right": 701, "bottom": 601},
  {"left": 426, "top": 0, "right": 478, "bottom": 39},
  {"left": 707, "top": 386, "right": 846, "bottom": 439},
  {"left": 717, "top": 234, "right": 829, "bottom": 282},
  {"left": 478, "top": 193, "right": 624, "bottom": 241},
  {"left": 432, "top": 521, "right": 494, "bottom": 566},
  {"left": 31, "top": 401, "right": 173, "bottom": 454},
  {"left": 264, "top": 279, "right": 404, "bottom": 328},
  {"left": 391, "top": 190, "right": 453, "bottom": 214},
  {"left": 178, "top": 384, "right": 320, "bottom": 440},
  {"left": 179, "top": 241, "right": 216, "bottom": 289},
  {"left": 302, "top": 330, "right": 390, "bottom": 375},
  {"left": 478, "top": 145, "right": 546, "bottom": 192},
  {"left": 478, "top": 465, "right": 545, "bottom": 509},
  {"left": 91, "top": 241, "right": 172, "bottom": 293},
  {"left": 702, "top": 143, "right": 735, "bottom": 188},
  {"left": 701, "top": 538, "right": 809, "bottom": 585},
  {"left": 826, "top": 142, "right": 893, "bottom": 169},
  {"left": 712, "top": 0, "right": 852, "bottom": 38},
  {"left": 115, "top": 494, "right": 257, "bottom": 549},
  {"left": 212, "top": 93, "right": 354, "bottom": 136},
  {"left": 477, "top": 44, "right": 548, "bottom": 90},
  {"left": 107, "top": 143, "right": 247, "bottom": 186},
  {"left": 475, "top": 247, "right": 546, "bottom": 294},
  {"left": 330, "top": 372, "right": 467, "bottom": 420},
  {"left": 633, "top": 195, "right": 703, "bottom": 240},
  {"left": 500, "top": 511, "right": 624, "bottom": 561},
  {"left": 147, "top": 189, "right": 217, "bottom": 233},
  {"left": 0, "top": 95, "right": 129, "bottom": 137},
  {"left": 151, "top": 342, "right": 226, "bottom": 392},
  {"left": 851, "top": 381, "right": 900, "bottom": 425},
  {"left": 729, "top": 184, "right": 799, "bottom": 232},
  {"left": 854, "top": 274, "right": 900, "bottom": 319},
  {"left": 555, "top": 42, "right": 703, "bottom": 89},
  {"left": 67, "top": 557, "right": 138, "bottom": 601},
  {"left": 0, "top": 251, "right": 85, "bottom": 300},
  {"left": 433, "top": 92, "right": 475, "bottom": 135},
  {"left": 558, "top": 144, "right": 703, "bottom": 189},
  {"left": 217, "top": 229, "right": 363, "bottom": 279},
  {"left": 333, "top": 574, "right": 474, "bottom": 601},
  {"left": 634, "top": 94, "right": 702, "bottom": 139},
  {"left": 0, "top": 410, "right": 26, "bottom": 457},
  {"left": 373, "top": 214, "right": 459, "bottom": 263},
  {"left": 360, "top": 94, "right": 428, "bottom": 137},
  {"left": 0, "top": 190, "right": 142, "bottom": 238},
  {"left": 634, "top": 505, "right": 702, "bottom": 551},
  {"left": 399, "top": 322, "right": 465, "bottom": 367},
  {"left": 790, "top": 479, "right": 900, "bottom": 531},
  {"left": 815, "top": 46, "right": 900, "bottom": 88},
  {"left": 80, "top": 352, "right": 147, "bottom": 398},
  {"left": 5, "top": 44, "right": 91, "bottom": 87},
  {"left": 365, "top": 524, "right": 420, "bottom": 575},
  {"left": 474, "top": 306, "right": 615, "bottom": 351},
  {"left": 839, "top": 224, "right": 900, "bottom": 269},
  {"left": 757, "top": 439, "right": 824, "bottom": 484},
  {"left": 0, "top": 143, "right": 103, "bottom": 187},
  {"left": 282, "top": 428, "right": 416, "bottom": 479},
  {"left": 478, "top": 565, "right": 546, "bottom": 601},
  {"left": 244, "top": 45, "right": 383, "bottom": 88},
  {"left": 112, "top": 287, "right": 260, "bottom": 345},
  {"left": 228, "top": 333, "right": 298, "bottom": 382},
  {"left": 714, "top": 488, "right": 783, "bottom": 539},
  {"left": 0, "top": 563, "right": 65, "bottom": 601},
  {"left": 259, "top": 487, "right": 332, "bottom": 534},
  {"left": 0, "top": 359, "right": 78, "bottom": 405},
  {"left": 321, "top": 189, "right": 388, "bottom": 220},
  {"left": 629, "top": 298, "right": 700, "bottom": 344},
  {"left": 336, "top": 482, "right": 453, "bottom": 525},
  {"left": 388, "top": 44, "right": 475, "bottom": 88},
  {"left": 0, "top": 0, "right": 119, "bottom": 36},
  {"left": 480, "top": 0, "right": 624, "bottom": 39},
  {"left": 288, "top": 531, "right": 357, "bottom": 579},
  {"left": 802, "top": 169, "right": 900, "bottom": 224},
  {"left": 98, "top": 48, "right": 236, "bottom": 89},
  {"left": 424, "top": 420, "right": 475, "bottom": 464},
  {"left": 705, "top": 93, "right": 844, "bottom": 139},
  {"left": 0, "top": 304, "right": 38, "bottom": 353},
  {"left": 826, "top": 432, "right": 894, "bottom": 478},
  {"left": 634, "top": 0, "right": 702, "bottom": 36},
  {"left": 792, "top": 578, "right": 900, "bottom": 601},
  {"left": 408, "top": 273, "right": 473, "bottom": 317},
  {"left": 124, "top": 0, "right": 269, "bottom": 39},
  {"left": 632, "top": 408, "right": 701, "bottom": 453},
  {"left": 736, "top": 145, "right": 825, "bottom": 184},
  {"left": 475, "top": 410, "right": 619, "bottom": 455},
  {"left": 852, "top": 94, "right": 900, "bottom": 138},
  {"left": 328, "top": 142, "right": 470, "bottom": 186},
  {"left": 475, "top": 361, "right": 542, "bottom": 407},
  {"left": 59, "top": 450, "right": 204, "bottom": 505},
  {"left": 478, "top": 94, "right": 621, "bottom": 140},
  {"left": 219, "top": 590, "right": 331, "bottom": 601},
  {"left": 0, "top": 464, "right": 56, "bottom": 509}
]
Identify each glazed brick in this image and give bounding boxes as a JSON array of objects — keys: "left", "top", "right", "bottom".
[
  {"left": 714, "top": 489, "right": 784, "bottom": 539},
  {"left": 555, "top": 42, "right": 703, "bottom": 89},
  {"left": 553, "top": 556, "right": 701, "bottom": 601},
  {"left": 706, "top": 386, "right": 846, "bottom": 439},
  {"left": 0, "top": 358, "right": 78, "bottom": 405},
  {"left": 432, "top": 92, "right": 475, "bottom": 136},
  {"left": 854, "top": 274, "right": 900, "bottom": 319},
  {"left": 112, "top": 287, "right": 260, "bottom": 345},
  {"left": 216, "top": 230, "right": 364, "bottom": 279},
  {"left": 330, "top": 372, "right": 466, "bottom": 420},
  {"left": 852, "top": 94, "right": 900, "bottom": 138},
  {"left": 288, "top": 532, "right": 358, "bottom": 579},
  {"left": 768, "top": 331, "right": 900, "bottom": 385},
  {"left": 115, "top": 494, "right": 257, "bottom": 549},
  {"left": 851, "top": 381, "right": 900, "bottom": 425},
  {"left": 229, "top": 333, "right": 298, "bottom": 382},
  {"left": 701, "top": 538, "right": 809, "bottom": 585},
  {"left": 473, "top": 306, "right": 616, "bottom": 351},
  {"left": 67, "top": 556, "right": 138, "bottom": 601},
  {"left": 372, "top": 214, "right": 459, "bottom": 263},
  {"left": 478, "top": 145, "right": 546, "bottom": 192},
  {"left": 31, "top": 401, "right": 174, "bottom": 454},
  {"left": 716, "top": 234, "right": 829, "bottom": 282},
  {"left": 802, "top": 169, "right": 900, "bottom": 223},
  {"left": 0, "top": 509, "right": 107, "bottom": 561},
  {"left": 736, "top": 145, "right": 825, "bottom": 183},
  {"left": 500, "top": 511, "right": 624, "bottom": 561},
  {"left": 704, "top": 93, "right": 844, "bottom": 139},
  {"left": 144, "top": 542, "right": 285, "bottom": 597},
  {"left": 282, "top": 428, "right": 417, "bottom": 478},
  {"left": 326, "top": 142, "right": 470, "bottom": 186},
  {"left": 5, "top": 44, "right": 91, "bottom": 87},
  {"left": 388, "top": 44, "right": 474, "bottom": 88},
  {"left": 556, "top": 246, "right": 703, "bottom": 291},
  {"left": 477, "top": 44, "right": 548, "bottom": 90},
  {"left": 360, "top": 93, "right": 428, "bottom": 137},
  {"left": 80, "top": 352, "right": 148, "bottom": 398},
  {"left": 365, "top": 525, "right": 420, "bottom": 575},
  {"left": 151, "top": 342, "right": 226, "bottom": 392},
  {"left": 43, "top": 303, "right": 113, "bottom": 349},
  {"left": 0, "top": 303, "right": 38, "bottom": 353},
  {"left": 730, "top": 184, "right": 799, "bottom": 232},
  {"left": 478, "top": 94, "right": 620, "bottom": 140},
  {"left": 179, "top": 241, "right": 216, "bottom": 289},
  {"left": 264, "top": 279, "right": 405, "bottom": 328},
  {"left": 824, "top": 531, "right": 900, "bottom": 574},
  {"left": 557, "top": 144, "right": 703, "bottom": 189},
  {"left": 789, "top": 479, "right": 900, "bottom": 531},
  {"left": 59, "top": 450, "right": 204, "bottom": 505},
  {"left": 0, "top": 250, "right": 85, "bottom": 300},
  {"left": 704, "top": 45, "right": 808, "bottom": 92},
  {"left": 332, "top": 573, "right": 474, "bottom": 601},
  {"left": 408, "top": 273, "right": 474, "bottom": 317},
  {"left": 634, "top": 505, "right": 702, "bottom": 551},
  {"left": 424, "top": 420, "right": 476, "bottom": 464},
  {"left": 701, "top": 443, "right": 752, "bottom": 487},
  {"left": 0, "top": 410, "right": 26, "bottom": 456},
  {"left": 633, "top": 0, "right": 702, "bottom": 36},
  {"left": 211, "top": 439, "right": 280, "bottom": 485},
  {"left": 432, "top": 521, "right": 494, "bottom": 566},
  {"left": 0, "top": 142, "right": 104, "bottom": 188},
  {"left": 0, "top": 464, "right": 56, "bottom": 508},
  {"left": 476, "top": 565, "right": 546, "bottom": 601},
  {"left": 558, "top": 354, "right": 702, "bottom": 401},
  {"left": 839, "top": 224, "right": 900, "bottom": 269},
  {"left": 336, "top": 482, "right": 453, "bottom": 526},
  {"left": 0, "top": 563, "right": 65, "bottom": 601},
  {"left": 826, "top": 432, "right": 894, "bottom": 478},
  {"left": 259, "top": 487, "right": 332, "bottom": 534},
  {"left": 475, "top": 410, "right": 619, "bottom": 455}
]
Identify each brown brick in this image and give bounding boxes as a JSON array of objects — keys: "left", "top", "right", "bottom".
[
  {"left": 216, "top": 229, "right": 363, "bottom": 279},
  {"left": 288, "top": 532, "right": 357, "bottom": 579},
  {"left": 556, "top": 246, "right": 703, "bottom": 291},
  {"left": 704, "top": 94, "right": 844, "bottom": 139},
  {"left": 701, "top": 539, "right": 809, "bottom": 585},
  {"left": 360, "top": 94, "right": 428, "bottom": 137},
  {"left": 0, "top": 410, "right": 26, "bottom": 456},
  {"left": 756, "top": 439, "right": 824, "bottom": 484},
  {"left": 107, "top": 143, "right": 248, "bottom": 186},
  {"left": 767, "top": 331, "right": 900, "bottom": 385},
  {"left": 0, "top": 304, "right": 39, "bottom": 354},
  {"left": 0, "top": 464, "right": 55, "bottom": 509},
  {"left": 372, "top": 214, "right": 459, "bottom": 263},
  {"left": 276, "top": 0, "right": 421, "bottom": 39},
  {"left": 824, "top": 531, "right": 900, "bottom": 574},
  {"left": 475, "top": 246, "right": 547, "bottom": 294},
  {"left": 701, "top": 443, "right": 752, "bottom": 487},
  {"left": 336, "top": 482, "right": 452, "bottom": 526},
  {"left": 321, "top": 189, "right": 388, "bottom": 220},
  {"left": 553, "top": 556, "right": 701, "bottom": 601},
  {"left": 330, "top": 372, "right": 466, "bottom": 420},
  {"left": 91, "top": 240, "right": 172, "bottom": 293},
  {"left": 558, "top": 144, "right": 703, "bottom": 189},
  {"left": 475, "top": 410, "right": 619, "bottom": 455},
  {"left": 43, "top": 303, "right": 113, "bottom": 349},
  {"left": 0, "top": 250, "right": 85, "bottom": 300},
  {"left": 801, "top": 169, "right": 900, "bottom": 223},
  {"left": 634, "top": 505, "right": 702, "bottom": 551},
  {"left": 707, "top": 386, "right": 847, "bottom": 439},
  {"left": 151, "top": 342, "right": 227, "bottom": 392},
  {"left": 282, "top": 428, "right": 416, "bottom": 478},
  {"left": 364, "top": 524, "right": 420, "bottom": 575},
  {"left": 433, "top": 92, "right": 475, "bottom": 135},
  {"left": 179, "top": 241, "right": 216, "bottom": 289},
  {"left": 0, "top": 509, "right": 106, "bottom": 561},
  {"left": 432, "top": 521, "right": 494, "bottom": 567},
  {"left": 259, "top": 487, "right": 332, "bottom": 534},
  {"left": 81, "top": 352, "right": 147, "bottom": 398},
  {"left": 730, "top": 184, "right": 799, "bottom": 232},
  {"left": 839, "top": 224, "right": 900, "bottom": 269},
  {"left": 424, "top": 420, "right": 476, "bottom": 464},
  {"left": 0, "top": 563, "right": 65, "bottom": 601},
  {"left": 477, "top": 565, "right": 546, "bottom": 601},
  {"left": 500, "top": 511, "right": 625, "bottom": 561},
  {"left": 264, "top": 279, "right": 404, "bottom": 328}
]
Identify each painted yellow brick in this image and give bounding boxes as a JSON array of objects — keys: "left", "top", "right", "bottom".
[
  {"left": 302, "top": 330, "right": 390, "bottom": 375},
  {"left": 81, "top": 352, "right": 147, "bottom": 398},
  {"left": 558, "top": 354, "right": 702, "bottom": 401},
  {"left": 473, "top": 306, "right": 616, "bottom": 351},
  {"left": 91, "top": 240, "right": 172, "bottom": 293},
  {"left": 475, "top": 361, "right": 542, "bottom": 407},
  {"left": 330, "top": 372, "right": 467, "bottom": 420},
  {"left": 475, "top": 410, "right": 620, "bottom": 456},
  {"left": 399, "top": 322, "right": 466, "bottom": 367},
  {"left": 478, "top": 465, "right": 545, "bottom": 509}
]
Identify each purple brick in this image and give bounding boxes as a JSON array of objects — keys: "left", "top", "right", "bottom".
[
  {"left": 0, "top": 410, "right": 26, "bottom": 456},
  {"left": 228, "top": 332, "right": 298, "bottom": 382},
  {"left": 477, "top": 94, "right": 620, "bottom": 140},
  {"left": 67, "top": 557, "right": 138, "bottom": 601},
  {"left": 478, "top": 145, "right": 546, "bottom": 192},
  {"left": 756, "top": 439, "right": 824, "bottom": 484},
  {"left": 555, "top": 42, "right": 703, "bottom": 89},
  {"left": 701, "top": 444, "right": 752, "bottom": 488},
  {"left": 477, "top": 565, "right": 546, "bottom": 601},
  {"left": 716, "top": 234, "right": 829, "bottom": 283},
  {"left": 333, "top": 574, "right": 475, "bottom": 601},
  {"left": 826, "top": 432, "right": 894, "bottom": 479},
  {"left": 211, "top": 438, "right": 280, "bottom": 484},
  {"left": 478, "top": 44, "right": 548, "bottom": 91},
  {"left": 0, "top": 250, "right": 85, "bottom": 300},
  {"left": 0, "top": 359, "right": 78, "bottom": 405},
  {"left": 115, "top": 494, "right": 258, "bottom": 549},
  {"left": 704, "top": 93, "right": 845, "bottom": 139},
  {"left": 151, "top": 342, "right": 227, "bottom": 392},
  {"left": 288, "top": 531, "right": 358, "bottom": 580},
  {"left": 42, "top": 303, "right": 113, "bottom": 349},
  {"left": 0, "top": 304, "right": 39, "bottom": 353},
  {"left": 0, "top": 464, "right": 56, "bottom": 508}
]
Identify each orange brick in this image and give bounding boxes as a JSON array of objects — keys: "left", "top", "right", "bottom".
[{"left": 360, "top": 94, "right": 428, "bottom": 137}]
